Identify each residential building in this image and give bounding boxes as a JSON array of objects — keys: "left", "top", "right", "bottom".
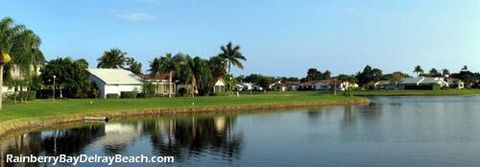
[
  {"left": 143, "top": 73, "right": 176, "bottom": 96},
  {"left": 213, "top": 78, "right": 226, "bottom": 93},
  {"left": 269, "top": 82, "right": 287, "bottom": 91},
  {"left": 400, "top": 77, "right": 449, "bottom": 90},
  {"left": 285, "top": 81, "right": 300, "bottom": 91},
  {"left": 88, "top": 68, "right": 142, "bottom": 98}
]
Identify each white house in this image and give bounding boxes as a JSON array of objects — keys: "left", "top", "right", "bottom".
[
  {"left": 269, "top": 82, "right": 287, "bottom": 91},
  {"left": 314, "top": 81, "right": 330, "bottom": 90},
  {"left": 339, "top": 81, "right": 358, "bottom": 91},
  {"left": 400, "top": 77, "right": 449, "bottom": 90},
  {"left": 213, "top": 78, "right": 226, "bottom": 93},
  {"left": 88, "top": 68, "right": 143, "bottom": 98}
]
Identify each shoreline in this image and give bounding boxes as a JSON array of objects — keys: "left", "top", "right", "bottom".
[
  {"left": 352, "top": 89, "right": 480, "bottom": 96},
  {"left": 0, "top": 97, "right": 369, "bottom": 137}
]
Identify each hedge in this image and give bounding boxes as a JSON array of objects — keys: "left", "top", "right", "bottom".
[
  {"left": 121, "top": 91, "right": 137, "bottom": 99},
  {"left": 106, "top": 93, "right": 120, "bottom": 99}
]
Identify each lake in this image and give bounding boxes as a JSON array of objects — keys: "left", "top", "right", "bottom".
[{"left": 2, "top": 96, "right": 480, "bottom": 166}]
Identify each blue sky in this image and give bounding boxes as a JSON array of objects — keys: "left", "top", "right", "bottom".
[{"left": 2, "top": 0, "right": 479, "bottom": 77}]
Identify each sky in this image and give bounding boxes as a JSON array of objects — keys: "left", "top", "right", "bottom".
[{"left": 2, "top": 0, "right": 479, "bottom": 77}]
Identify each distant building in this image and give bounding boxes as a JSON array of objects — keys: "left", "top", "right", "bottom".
[
  {"left": 374, "top": 80, "right": 399, "bottom": 90},
  {"left": 269, "top": 82, "right": 287, "bottom": 91},
  {"left": 285, "top": 81, "right": 300, "bottom": 91},
  {"left": 446, "top": 79, "right": 465, "bottom": 89},
  {"left": 298, "top": 81, "right": 317, "bottom": 90},
  {"left": 399, "top": 77, "right": 449, "bottom": 90},
  {"left": 88, "top": 68, "right": 143, "bottom": 98},
  {"left": 339, "top": 81, "right": 358, "bottom": 91},
  {"left": 213, "top": 78, "right": 226, "bottom": 93},
  {"left": 237, "top": 82, "right": 254, "bottom": 91},
  {"left": 313, "top": 81, "right": 331, "bottom": 90},
  {"left": 143, "top": 73, "right": 177, "bottom": 96}
]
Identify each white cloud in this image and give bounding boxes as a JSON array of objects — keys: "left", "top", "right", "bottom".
[{"left": 118, "top": 12, "right": 157, "bottom": 21}]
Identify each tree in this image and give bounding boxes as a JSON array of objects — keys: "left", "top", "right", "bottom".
[
  {"left": 306, "top": 68, "right": 320, "bottom": 81},
  {"left": 41, "top": 57, "right": 91, "bottom": 98},
  {"left": 208, "top": 55, "right": 227, "bottom": 80},
  {"left": 218, "top": 42, "right": 246, "bottom": 74},
  {"left": 414, "top": 65, "right": 424, "bottom": 76},
  {"left": 179, "top": 56, "right": 213, "bottom": 97},
  {"left": 0, "top": 17, "right": 45, "bottom": 104},
  {"left": 441, "top": 69, "right": 450, "bottom": 77},
  {"left": 149, "top": 53, "right": 181, "bottom": 98},
  {"left": 0, "top": 17, "right": 16, "bottom": 108},
  {"left": 97, "top": 48, "right": 127, "bottom": 68},
  {"left": 356, "top": 65, "right": 382, "bottom": 87},
  {"left": 192, "top": 57, "right": 213, "bottom": 96},
  {"left": 428, "top": 68, "right": 441, "bottom": 77},
  {"left": 126, "top": 57, "right": 142, "bottom": 75}
]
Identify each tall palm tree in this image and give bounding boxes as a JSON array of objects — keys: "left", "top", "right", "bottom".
[
  {"left": 413, "top": 65, "right": 424, "bottom": 76},
  {"left": 180, "top": 56, "right": 211, "bottom": 97},
  {"left": 10, "top": 29, "right": 44, "bottom": 102},
  {"left": 97, "top": 48, "right": 127, "bottom": 68},
  {"left": 218, "top": 42, "right": 246, "bottom": 74},
  {"left": 0, "top": 17, "right": 16, "bottom": 110},
  {"left": 149, "top": 53, "right": 180, "bottom": 98}
]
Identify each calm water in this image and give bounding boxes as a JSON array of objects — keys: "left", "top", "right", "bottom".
[{"left": 2, "top": 96, "right": 480, "bottom": 166}]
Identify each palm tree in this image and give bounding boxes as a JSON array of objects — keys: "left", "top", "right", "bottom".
[
  {"left": 180, "top": 56, "right": 211, "bottom": 97},
  {"left": 10, "top": 29, "right": 44, "bottom": 102},
  {"left": 413, "top": 65, "right": 424, "bottom": 76},
  {"left": 429, "top": 68, "right": 440, "bottom": 77},
  {"left": 97, "top": 48, "right": 127, "bottom": 68},
  {"left": 126, "top": 57, "right": 142, "bottom": 75},
  {"left": 149, "top": 53, "right": 180, "bottom": 98},
  {"left": 0, "top": 17, "right": 16, "bottom": 110},
  {"left": 441, "top": 69, "right": 450, "bottom": 77},
  {"left": 218, "top": 42, "right": 246, "bottom": 74}
]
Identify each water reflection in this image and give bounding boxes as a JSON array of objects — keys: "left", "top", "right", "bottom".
[{"left": 1, "top": 116, "right": 242, "bottom": 166}]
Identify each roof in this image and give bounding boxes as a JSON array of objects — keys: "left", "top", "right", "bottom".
[
  {"left": 401, "top": 77, "right": 447, "bottom": 85},
  {"left": 299, "top": 81, "right": 317, "bottom": 86},
  {"left": 285, "top": 81, "right": 300, "bottom": 86},
  {"left": 142, "top": 73, "right": 171, "bottom": 81},
  {"left": 87, "top": 68, "right": 142, "bottom": 85}
]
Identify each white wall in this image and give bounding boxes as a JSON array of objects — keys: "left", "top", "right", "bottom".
[
  {"left": 89, "top": 74, "right": 141, "bottom": 98},
  {"left": 104, "top": 84, "right": 141, "bottom": 98}
]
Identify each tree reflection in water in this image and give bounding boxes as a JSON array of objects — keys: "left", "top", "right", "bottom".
[
  {"left": 145, "top": 115, "right": 242, "bottom": 162},
  {"left": 0, "top": 115, "right": 243, "bottom": 166}
]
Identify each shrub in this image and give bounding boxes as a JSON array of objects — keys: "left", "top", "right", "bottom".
[
  {"left": 177, "top": 88, "right": 187, "bottom": 97},
  {"left": 432, "top": 84, "right": 442, "bottom": 90},
  {"left": 121, "top": 91, "right": 137, "bottom": 98},
  {"left": 142, "top": 80, "right": 156, "bottom": 98},
  {"left": 211, "top": 91, "right": 230, "bottom": 96},
  {"left": 106, "top": 93, "right": 119, "bottom": 99},
  {"left": 16, "top": 91, "right": 37, "bottom": 101},
  {"left": 26, "top": 91, "right": 36, "bottom": 100}
]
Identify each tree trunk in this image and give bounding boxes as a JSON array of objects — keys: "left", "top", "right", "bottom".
[
  {"left": 191, "top": 76, "right": 196, "bottom": 97},
  {"left": 228, "top": 61, "right": 231, "bottom": 75},
  {"left": 168, "top": 71, "right": 173, "bottom": 98}
]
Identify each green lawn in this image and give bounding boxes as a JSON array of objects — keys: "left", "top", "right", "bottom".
[
  {"left": 352, "top": 89, "right": 480, "bottom": 96},
  {"left": 0, "top": 92, "right": 366, "bottom": 123}
]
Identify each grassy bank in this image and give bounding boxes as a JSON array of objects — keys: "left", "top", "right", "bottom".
[
  {"left": 0, "top": 92, "right": 368, "bottom": 136},
  {"left": 352, "top": 89, "right": 480, "bottom": 96}
]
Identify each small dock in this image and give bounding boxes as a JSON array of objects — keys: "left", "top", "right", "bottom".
[{"left": 84, "top": 116, "right": 109, "bottom": 122}]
